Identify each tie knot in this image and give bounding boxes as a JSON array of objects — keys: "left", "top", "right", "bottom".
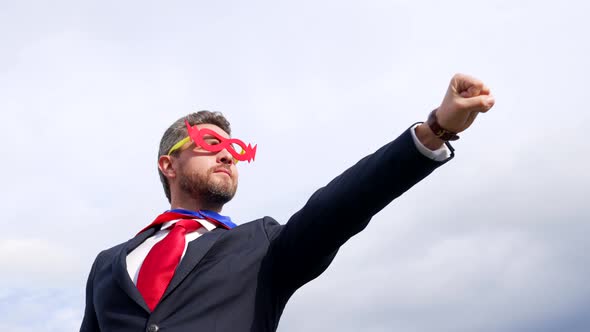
[{"left": 173, "top": 219, "right": 202, "bottom": 233}]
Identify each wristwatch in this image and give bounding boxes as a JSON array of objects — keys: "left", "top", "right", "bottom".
[{"left": 426, "top": 109, "right": 460, "bottom": 141}]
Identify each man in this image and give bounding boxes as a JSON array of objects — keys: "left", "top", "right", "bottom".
[{"left": 80, "top": 73, "right": 495, "bottom": 332}]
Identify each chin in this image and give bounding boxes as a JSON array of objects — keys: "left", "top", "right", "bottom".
[{"left": 207, "top": 178, "right": 237, "bottom": 202}]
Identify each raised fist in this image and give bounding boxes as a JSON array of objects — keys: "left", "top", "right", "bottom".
[{"left": 436, "top": 73, "right": 495, "bottom": 134}]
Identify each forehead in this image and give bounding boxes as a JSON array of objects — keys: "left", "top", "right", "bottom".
[{"left": 194, "top": 123, "right": 230, "bottom": 139}]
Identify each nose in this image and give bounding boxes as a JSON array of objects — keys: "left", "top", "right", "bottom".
[{"left": 217, "top": 148, "right": 233, "bottom": 165}]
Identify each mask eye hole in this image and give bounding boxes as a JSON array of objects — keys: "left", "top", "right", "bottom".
[
  {"left": 231, "top": 144, "right": 244, "bottom": 164},
  {"left": 196, "top": 136, "right": 222, "bottom": 151}
]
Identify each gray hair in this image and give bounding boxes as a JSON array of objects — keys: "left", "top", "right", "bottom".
[{"left": 158, "top": 111, "right": 232, "bottom": 203}]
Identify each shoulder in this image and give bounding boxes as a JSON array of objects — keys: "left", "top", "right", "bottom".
[
  {"left": 89, "top": 242, "right": 125, "bottom": 270},
  {"left": 227, "top": 216, "right": 283, "bottom": 241}
]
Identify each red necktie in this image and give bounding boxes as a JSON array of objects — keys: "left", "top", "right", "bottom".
[{"left": 137, "top": 219, "right": 203, "bottom": 311}]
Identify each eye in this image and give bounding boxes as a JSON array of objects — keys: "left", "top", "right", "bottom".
[{"left": 204, "top": 138, "right": 221, "bottom": 146}]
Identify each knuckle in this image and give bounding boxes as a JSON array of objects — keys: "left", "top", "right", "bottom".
[{"left": 474, "top": 99, "right": 489, "bottom": 110}]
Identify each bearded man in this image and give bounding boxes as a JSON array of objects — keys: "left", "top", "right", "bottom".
[{"left": 80, "top": 73, "right": 495, "bottom": 332}]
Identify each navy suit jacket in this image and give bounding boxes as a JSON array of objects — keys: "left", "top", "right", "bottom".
[{"left": 80, "top": 127, "right": 453, "bottom": 332}]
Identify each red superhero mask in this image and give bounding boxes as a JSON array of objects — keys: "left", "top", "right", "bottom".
[{"left": 167, "top": 120, "right": 257, "bottom": 163}]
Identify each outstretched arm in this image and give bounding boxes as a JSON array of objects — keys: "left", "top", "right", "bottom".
[{"left": 266, "top": 74, "right": 495, "bottom": 289}]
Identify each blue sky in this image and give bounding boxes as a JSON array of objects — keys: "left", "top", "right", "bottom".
[{"left": 1, "top": 0, "right": 589, "bottom": 331}]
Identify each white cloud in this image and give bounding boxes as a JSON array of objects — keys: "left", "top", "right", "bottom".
[
  {"left": 0, "top": 238, "right": 83, "bottom": 285},
  {"left": 0, "top": 290, "right": 82, "bottom": 332}
]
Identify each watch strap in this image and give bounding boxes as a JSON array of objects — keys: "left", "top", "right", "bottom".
[{"left": 427, "top": 109, "right": 460, "bottom": 141}]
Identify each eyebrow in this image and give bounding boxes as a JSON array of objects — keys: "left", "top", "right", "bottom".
[{"left": 202, "top": 136, "right": 226, "bottom": 142}]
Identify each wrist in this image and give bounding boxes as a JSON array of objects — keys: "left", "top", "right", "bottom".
[{"left": 415, "top": 123, "right": 445, "bottom": 150}]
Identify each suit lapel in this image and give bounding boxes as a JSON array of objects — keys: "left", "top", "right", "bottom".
[
  {"left": 112, "top": 228, "right": 157, "bottom": 313},
  {"left": 160, "top": 228, "right": 226, "bottom": 302}
]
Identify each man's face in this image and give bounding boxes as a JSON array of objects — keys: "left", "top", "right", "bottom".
[{"left": 174, "top": 123, "right": 239, "bottom": 206}]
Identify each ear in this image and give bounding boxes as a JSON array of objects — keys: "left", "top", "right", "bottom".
[{"left": 158, "top": 155, "right": 177, "bottom": 180}]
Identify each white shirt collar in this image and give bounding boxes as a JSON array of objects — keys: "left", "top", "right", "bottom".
[{"left": 160, "top": 218, "right": 217, "bottom": 232}]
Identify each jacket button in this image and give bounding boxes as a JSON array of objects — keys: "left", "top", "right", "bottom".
[{"left": 146, "top": 324, "right": 159, "bottom": 332}]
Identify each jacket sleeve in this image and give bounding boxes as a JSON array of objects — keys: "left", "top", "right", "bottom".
[
  {"left": 265, "top": 126, "right": 453, "bottom": 290},
  {"left": 80, "top": 255, "right": 100, "bottom": 332}
]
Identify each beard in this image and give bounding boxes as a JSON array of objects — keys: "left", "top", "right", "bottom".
[{"left": 178, "top": 166, "right": 237, "bottom": 207}]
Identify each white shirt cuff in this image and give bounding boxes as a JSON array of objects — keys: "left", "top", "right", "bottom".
[{"left": 410, "top": 123, "right": 451, "bottom": 162}]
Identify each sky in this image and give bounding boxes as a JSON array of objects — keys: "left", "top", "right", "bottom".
[{"left": 1, "top": 0, "right": 589, "bottom": 331}]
